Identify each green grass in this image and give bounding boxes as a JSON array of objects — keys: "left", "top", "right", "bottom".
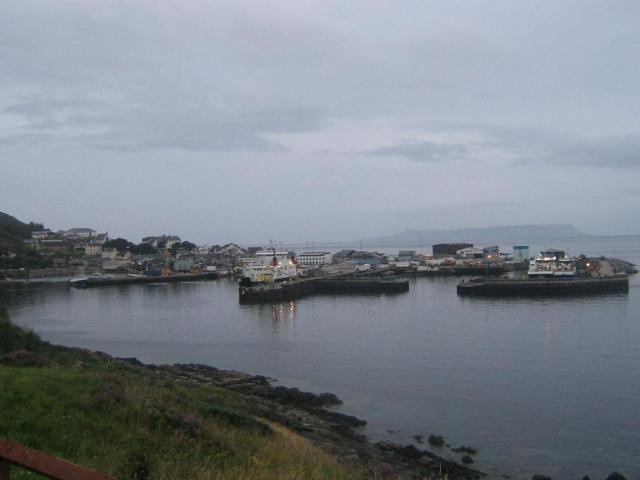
[{"left": 0, "top": 310, "right": 363, "bottom": 480}]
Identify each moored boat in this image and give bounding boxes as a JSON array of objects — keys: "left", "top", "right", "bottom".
[
  {"left": 69, "top": 276, "right": 89, "bottom": 288},
  {"left": 528, "top": 249, "right": 576, "bottom": 278},
  {"left": 239, "top": 250, "right": 298, "bottom": 286}
]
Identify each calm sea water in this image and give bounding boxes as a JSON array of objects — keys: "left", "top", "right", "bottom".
[{"left": 1, "top": 236, "right": 639, "bottom": 479}]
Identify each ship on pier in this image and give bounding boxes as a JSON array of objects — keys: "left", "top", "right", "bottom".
[
  {"left": 527, "top": 248, "right": 577, "bottom": 278},
  {"left": 457, "top": 253, "right": 632, "bottom": 297},
  {"left": 238, "top": 250, "right": 298, "bottom": 286}
]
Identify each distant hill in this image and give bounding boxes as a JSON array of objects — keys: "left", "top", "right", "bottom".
[
  {"left": 356, "top": 224, "right": 591, "bottom": 247},
  {"left": 0, "top": 211, "right": 43, "bottom": 253}
]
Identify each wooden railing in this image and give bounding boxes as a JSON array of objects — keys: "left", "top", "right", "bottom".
[{"left": 0, "top": 438, "right": 114, "bottom": 480}]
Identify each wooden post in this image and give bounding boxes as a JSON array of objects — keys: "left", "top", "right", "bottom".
[
  {"left": 0, "top": 459, "right": 10, "bottom": 480},
  {"left": 0, "top": 438, "right": 113, "bottom": 480}
]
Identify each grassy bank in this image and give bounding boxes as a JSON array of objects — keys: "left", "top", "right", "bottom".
[{"left": 0, "top": 309, "right": 363, "bottom": 480}]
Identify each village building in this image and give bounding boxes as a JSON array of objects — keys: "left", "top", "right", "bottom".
[
  {"left": 297, "top": 252, "right": 333, "bottom": 266},
  {"left": 173, "top": 256, "right": 195, "bottom": 272},
  {"left": 102, "top": 258, "right": 132, "bottom": 271},
  {"left": 30, "top": 229, "right": 51, "bottom": 240},
  {"left": 214, "top": 243, "right": 246, "bottom": 257},
  {"left": 483, "top": 245, "right": 500, "bottom": 260},
  {"left": 63, "top": 228, "right": 96, "bottom": 239},
  {"left": 432, "top": 243, "right": 473, "bottom": 257},
  {"left": 38, "top": 238, "right": 71, "bottom": 254},
  {"left": 101, "top": 247, "right": 121, "bottom": 260},
  {"left": 456, "top": 247, "right": 484, "bottom": 259}
]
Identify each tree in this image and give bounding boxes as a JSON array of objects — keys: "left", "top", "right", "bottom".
[
  {"left": 181, "top": 241, "right": 196, "bottom": 251},
  {"left": 28, "top": 222, "right": 45, "bottom": 231},
  {"left": 132, "top": 243, "right": 157, "bottom": 255},
  {"left": 103, "top": 238, "right": 135, "bottom": 253},
  {"left": 170, "top": 241, "right": 196, "bottom": 256}
]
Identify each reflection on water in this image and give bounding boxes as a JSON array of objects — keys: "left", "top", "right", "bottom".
[
  {"left": 1, "top": 241, "right": 639, "bottom": 480},
  {"left": 239, "top": 300, "right": 297, "bottom": 332},
  {"left": 270, "top": 301, "right": 297, "bottom": 325}
]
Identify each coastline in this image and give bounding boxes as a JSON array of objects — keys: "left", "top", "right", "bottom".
[
  {"left": 131, "top": 361, "right": 486, "bottom": 480},
  {"left": 2, "top": 267, "right": 637, "bottom": 480},
  {"left": 0, "top": 309, "right": 483, "bottom": 480}
]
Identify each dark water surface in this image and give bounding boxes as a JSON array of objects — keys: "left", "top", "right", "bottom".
[{"left": 1, "top": 236, "right": 639, "bottom": 479}]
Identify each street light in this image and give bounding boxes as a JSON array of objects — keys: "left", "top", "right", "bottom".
[{"left": 485, "top": 254, "right": 492, "bottom": 279}]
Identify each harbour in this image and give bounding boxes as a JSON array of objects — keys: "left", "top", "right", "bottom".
[
  {"left": 3, "top": 3, "right": 640, "bottom": 478},
  {"left": 2, "top": 233, "right": 639, "bottom": 480},
  {"left": 2, "top": 229, "right": 639, "bottom": 479}
]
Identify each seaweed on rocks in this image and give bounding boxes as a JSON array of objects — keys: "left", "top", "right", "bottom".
[{"left": 452, "top": 445, "right": 479, "bottom": 455}]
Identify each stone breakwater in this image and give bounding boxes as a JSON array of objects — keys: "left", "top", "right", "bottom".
[{"left": 119, "top": 359, "right": 484, "bottom": 480}]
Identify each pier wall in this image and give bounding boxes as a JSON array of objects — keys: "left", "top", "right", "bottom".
[
  {"left": 239, "top": 277, "right": 409, "bottom": 303},
  {"left": 76, "top": 272, "right": 218, "bottom": 287},
  {"left": 457, "top": 276, "right": 629, "bottom": 297},
  {"left": 316, "top": 278, "right": 410, "bottom": 294}
]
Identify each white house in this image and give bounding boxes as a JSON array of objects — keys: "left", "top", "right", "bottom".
[
  {"left": 216, "top": 243, "right": 246, "bottom": 257},
  {"left": 31, "top": 230, "right": 51, "bottom": 240},
  {"left": 173, "top": 257, "right": 195, "bottom": 272},
  {"left": 90, "top": 233, "right": 109, "bottom": 244},
  {"left": 64, "top": 228, "right": 96, "bottom": 239},
  {"left": 85, "top": 244, "right": 103, "bottom": 256},
  {"left": 101, "top": 247, "right": 117, "bottom": 260},
  {"left": 297, "top": 251, "right": 333, "bottom": 266}
]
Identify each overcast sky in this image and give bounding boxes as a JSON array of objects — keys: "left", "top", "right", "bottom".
[{"left": 2, "top": 0, "right": 640, "bottom": 244}]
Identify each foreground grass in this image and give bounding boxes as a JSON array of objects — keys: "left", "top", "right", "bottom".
[{"left": 0, "top": 310, "right": 363, "bottom": 480}]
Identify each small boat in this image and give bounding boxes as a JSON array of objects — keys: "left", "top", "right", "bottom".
[{"left": 69, "top": 276, "right": 89, "bottom": 288}]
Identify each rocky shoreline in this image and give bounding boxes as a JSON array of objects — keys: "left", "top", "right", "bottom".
[
  {"left": 115, "top": 358, "right": 484, "bottom": 480},
  {"left": 117, "top": 360, "right": 631, "bottom": 480}
]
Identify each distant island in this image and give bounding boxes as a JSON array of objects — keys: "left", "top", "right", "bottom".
[{"left": 351, "top": 224, "right": 591, "bottom": 248}]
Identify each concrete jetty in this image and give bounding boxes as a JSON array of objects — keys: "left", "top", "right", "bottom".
[
  {"left": 457, "top": 275, "right": 629, "bottom": 297},
  {"left": 70, "top": 271, "right": 218, "bottom": 288},
  {"left": 239, "top": 276, "right": 409, "bottom": 303}
]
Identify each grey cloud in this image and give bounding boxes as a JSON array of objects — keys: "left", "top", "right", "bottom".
[
  {"left": 364, "top": 127, "right": 640, "bottom": 169},
  {"left": 368, "top": 141, "right": 469, "bottom": 163},
  {"left": 1, "top": 97, "right": 327, "bottom": 152},
  {"left": 4, "top": 0, "right": 639, "bottom": 141},
  {"left": 480, "top": 127, "right": 640, "bottom": 168},
  {"left": 84, "top": 106, "right": 327, "bottom": 152},
  {"left": 550, "top": 135, "right": 640, "bottom": 168},
  {"left": 3, "top": 97, "right": 93, "bottom": 118}
]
